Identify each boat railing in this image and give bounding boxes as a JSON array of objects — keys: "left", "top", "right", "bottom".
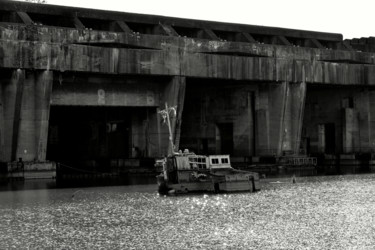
[{"left": 278, "top": 156, "right": 317, "bottom": 166}]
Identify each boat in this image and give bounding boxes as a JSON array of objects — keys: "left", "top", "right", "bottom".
[
  {"left": 155, "top": 103, "right": 260, "bottom": 195},
  {"left": 155, "top": 152, "right": 260, "bottom": 194}
]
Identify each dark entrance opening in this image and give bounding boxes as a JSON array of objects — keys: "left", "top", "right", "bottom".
[
  {"left": 47, "top": 106, "right": 135, "bottom": 171},
  {"left": 217, "top": 123, "right": 234, "bottom": 154},
  {"left": 324, "top": 123, "right": 336, "bottom": 154}
]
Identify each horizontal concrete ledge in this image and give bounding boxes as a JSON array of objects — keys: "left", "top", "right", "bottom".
[{"left": 7, "top": 161, "right": 56, "bottom": 172}]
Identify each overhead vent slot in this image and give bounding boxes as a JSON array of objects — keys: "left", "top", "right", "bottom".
[
  {"left": 0, "top": 10, "right": 24, "bottom": 24},
  {"left": 286, "top": 37, "right": 305, "bottom": 47},
  {"left": 27, "top": 12, "right": 75, "bottom": 28},
  {"left": 319, "top": 40, "right": 339, "bottom": 50},
  {"left": 173, "top": 26, "right": 200, "bottom": 39},
  {"left": 214, "top": 30, "right": 238, "bottom": 42},
  {"left": 251, "top": 34, "right": 273, "bottom": 44},
  {"left": 126, "top": 22, "right": 162, "bottom": 35},
  {"left": 79, "top": 17, "right": 115, "bottom": 31}
]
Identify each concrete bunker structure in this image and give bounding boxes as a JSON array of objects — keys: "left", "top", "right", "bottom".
[{"left": 1, "top": 1, "right": 375, "bottom": 177}]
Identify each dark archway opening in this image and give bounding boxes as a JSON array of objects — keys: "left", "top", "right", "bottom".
[{"left": 47, "top": 106, "right": 137, "bottom": 172}]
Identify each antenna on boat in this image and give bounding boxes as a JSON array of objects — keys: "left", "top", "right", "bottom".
[{"left": 158, "top": 103, "right": 177, "bottom": 155}]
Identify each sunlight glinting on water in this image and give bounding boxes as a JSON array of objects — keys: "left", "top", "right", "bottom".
[{"left": 1, "top": 175, "right": 375, "bottom": 249}]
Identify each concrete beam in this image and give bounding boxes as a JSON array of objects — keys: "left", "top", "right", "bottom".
[
  {"left": 272, "top": 36, "right": 292, "bottom": 46},
  {"left": 305, "top": 38, "right": 325, "bottom": 49},
  {"left": 157, "top": 24, "right": 179, "bottom": 36},
  {"left": 235, "top": 32, "right": 257, "bottom": 43},
  {"left": 197, "top": 29, "right": 219, "bottom": 40},
  {"left": 72, "top": 16, "right": 85, "bottom": 29},
  {"left": 112, "top": 21, "right": 132, "bottom": 33},
  {"left": 16, "top": 12, "right": 33, "bottom": 25}
]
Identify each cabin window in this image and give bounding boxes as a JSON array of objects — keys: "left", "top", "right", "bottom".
[
  {"left": 189, "top": 156, "right": 207, "bottom": 169},
  {"left": 211, "top": 158, "right": 219, "bottom": 164},
  {"left": 221, "top": 158, "right": 229, "bottom": 164}
]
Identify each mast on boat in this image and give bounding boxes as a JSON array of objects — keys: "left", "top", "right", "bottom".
[{"left": 159, "top": 103, "right": 177, "bottom": 156}]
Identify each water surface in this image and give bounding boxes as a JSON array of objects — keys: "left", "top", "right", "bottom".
[{"left": 1, "top": 175, "right": 375, "bottom": 249}]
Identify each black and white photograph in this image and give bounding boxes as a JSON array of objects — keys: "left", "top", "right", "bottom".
[{"left": 1, "top": 0, "right": 375, "bottom": 248}]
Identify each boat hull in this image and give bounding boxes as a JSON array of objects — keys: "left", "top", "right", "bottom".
[{"left": 157, "top": 170, "right": 260, "bottom": 194}]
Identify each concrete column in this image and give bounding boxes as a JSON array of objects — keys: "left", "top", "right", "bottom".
[
  {"left": 0, "top": 79, "right": 4, "bottom": 161},
  {"left": 172, "top": 77, "right": 186, "bottom": 152},
  {"left": 292, "top": 82, "right": 307, "bottom": 155},
  {"left": 281, "top": 82, "right": 307, "bottom": 155},
  {"left": 282, "top": 84, "right": 292, "bottom": 153},
  {"left": 343, "top": 108, "right": 354, "bottom": 153},
  {"left": 35, "top": 71, "right": 53, "bottom": 161},
  {"left": 256, "top": 82, "right": 287, "bottom": 156},
  {"left": 318, "top": 124, "right": 325, "bottom": 153},
  {"left": 2, "top": 70, "right": 24, "bottom": 162},
  {"left": 255, "top": 85, "right": 270, "bottom": 155},
  {"left": 354, "top": 91, "right": 370, "bottom": 152},
  {"left": 247, "top": 91, "right": 255, "bottom": 156},
  {"left": 256, "top": 81, "right": 306, "bottom": 156},
  {"left": 148, "top": 76, "right": 186, "bottom": 157},
  {"left": 16, "top": 71, "right": 36, "bottom": 161},
  {"left": 369, "top": 91, "right": 375, "bottom": 151}
]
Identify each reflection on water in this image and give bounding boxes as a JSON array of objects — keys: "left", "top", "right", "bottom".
[
  {"left": 1, "top": 174, "right": 375, "bottom": 249},
  {"left": 0, "top": 174, "right": 157, "bottom": 192}
]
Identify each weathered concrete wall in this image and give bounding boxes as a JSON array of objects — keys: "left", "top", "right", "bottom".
[
  {"left": 181, "top": 81, "right": 256, "bottom": 156},
  {"left": 3, "top": 2, "right": 375, "bottom": 164},
  {"left": 303, "top": 87, "right": 375, "bottom": 154},
  {"left": 51, "top": 75, "right": 160, "bottom": 107},
  {"left": 347, "top": 37, "right": 375, "bottom": 53},
  {"left": 1, "top": 25, "right": 375, "bottom": 85}
]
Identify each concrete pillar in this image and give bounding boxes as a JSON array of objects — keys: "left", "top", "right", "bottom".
[
  {"left": 343, "top": 108, "right": 355, "bottom": 153},
  {"left": 172, "top": 77, "right": 186, "bottom": 152},
  {"left": 255, "top": 85, "right": 270, "bottom": 155},
  {"left": 256, "top": 82, "right": 287, "bottom": 156},
  {"left": 35, "top": 71, "right": 53, "bottom": 161},
  {"left": 247, "top": 91, "right": 255, "bottom": 156},
  {"left": 2, "top": 70, "right": 24, "bottom": 162},
  {"left": 354, "top": 91, "right": 370, "bottom": 152},
  {"left": 16, "top": 71, "right": 36, "bottom": 161},
  {"left": 282, "top": 84, "right": 292, "bottom": 152},
  {"left": 369, "top": 91, "right": 375, "bottom": 151},
  {"left": 281, "top": 82, "right": 307, "bottom": 155},
  {"left": 0, "top": 79, "right": 4, "bottom": 161},
  {"left": 148, "top": 76, "right": 186, "bottom": 157},
  {"left": 318, "top": 124, "right": 325, "bottom": 153},
  {"left": 256, "top": 80, "right": 306, "bottom": 156}
]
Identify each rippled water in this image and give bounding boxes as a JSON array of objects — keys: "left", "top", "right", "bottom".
[{"left": 1, "top": 175, "right": 375, "bottom": 249}]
